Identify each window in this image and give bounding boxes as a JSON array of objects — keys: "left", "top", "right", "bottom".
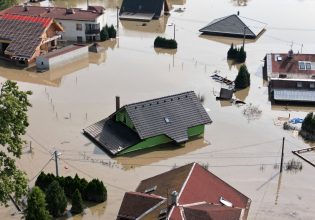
[
  {"left": 77, "top": 36, "right": 83, "bottom": 42},
  {"left": 144, "top": 186, "right": 157, "bottom": 194},
  {"left": 306, "top": 62, "right": 312, "bottom": 70},
  {"left": 76, "top": 24, "right": 82, "bottom": 31},
  {"left": 310, "top": 83, "right": 315, "bottom": 89},
  {"left": 299, "top": 62, "right": 305, "bottom": 70},
  {"left": 279, "top": 74, "right": 287, "bottom": 78},
  {"left": 297, "top": 82, "right": 303, "bottom": 88}
]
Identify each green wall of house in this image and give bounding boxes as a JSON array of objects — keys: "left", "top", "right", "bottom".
[
  {"left": 118, "top": 124, "right": 205, "bottom": 155},
  {"left": 116, "top": 109, "right": 135, "bottom": 130}
]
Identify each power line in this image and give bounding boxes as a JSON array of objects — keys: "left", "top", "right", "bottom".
[{"left": 28, "top": 155, "right": 53, "bottom": 183}]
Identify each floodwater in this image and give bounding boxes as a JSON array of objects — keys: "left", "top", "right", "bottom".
[{"left": 1, "top": 0, "right": 315, "bottom": 219}]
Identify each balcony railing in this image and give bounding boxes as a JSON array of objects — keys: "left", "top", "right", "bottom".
[{"left": 85, "top": 29, "right": 100, "bottom": 35}]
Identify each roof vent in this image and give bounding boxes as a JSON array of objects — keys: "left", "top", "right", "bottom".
[
  {"left": 288, "top": 49, "right": 294, "bottom": 59},
  {"left": 171, "top": 191, "right": 178, "bottom": 205},
  {"left": 219, "top": 197, "right": 233, "bottom": 207},
  {"left": 164, "top": 117, "right": 171, "bottom": 123},
  {"left": 66, "top": 8, "right": 75, "bottom": 15},
  {"left": 144, "top": 185, "right": 157, "bottom": 194}
]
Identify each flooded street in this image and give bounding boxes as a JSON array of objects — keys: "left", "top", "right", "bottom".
[{"left": 1, "top": 0, "right": 315, "bottom": 219}]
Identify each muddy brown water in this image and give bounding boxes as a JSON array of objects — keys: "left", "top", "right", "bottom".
[{"left": 1, "top": 0, "right": 315, "bottom": 219}]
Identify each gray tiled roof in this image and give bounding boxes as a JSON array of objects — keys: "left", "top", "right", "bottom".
[
  {"left": 119, "top": 0, "right": 165, "bottom": 20},
  {"left": 199, "top": 14, "right": 256, "bottom": 38},
  {"left": 273, "top": 89, "right": 315, "bottom": 102},
  {"left": 125, "top": 91, "right": 212, "bottom": 143}
]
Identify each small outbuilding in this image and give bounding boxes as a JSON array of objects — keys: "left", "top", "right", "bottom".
[
  {"left": 199, "top": 14, "right": 266, "bottom": 39},
  {"left": 119, "top": 0, "right": 170, "bottom": 21},
  {"left": 36, "top": 44, "right": 88, "bottom": 72},
  {"left": 83, "top": 91, "right": 212, "bottom": 156}
]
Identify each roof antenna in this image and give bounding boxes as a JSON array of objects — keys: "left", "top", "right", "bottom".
[{"left": 301, "top": 44, "right": 303, "bottom": 54}]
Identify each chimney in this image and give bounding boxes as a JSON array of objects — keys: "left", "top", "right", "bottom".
[
  {"left": 288, "top": 49, "right": 294, "bottom": 59},
  {"left": 23, "top": 3, "right": 28, "bottom": 11},
  {"left": 116, "top": 96, "right": 120, "bottom": 111},
  {"left": 66, "top": 8, "right": 75, "bottom": 15},
  {"left": 171, "top": 191, "right": 178, "bottom": 206}
]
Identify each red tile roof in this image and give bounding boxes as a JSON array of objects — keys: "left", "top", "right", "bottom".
[
  {"left": 2, "top": 14, "right": 51, "bottom": 27},
  {"left": 269, "top": 53, "right": 315, "bottom": 75},
  {"left": 1, "top": 5, "right": 104, "bottom": 21},
  {"left": 183, "top": 204, "right": 242, "bottom": 220},
  {"left": 117, "top": 192, "right": 165, "bottom": 220},
  {"left": 178, "top": 163, "right": 249, "bottom": 209},
  {"left": 117, "top": 163, "right": 251, "bottom": 220}
]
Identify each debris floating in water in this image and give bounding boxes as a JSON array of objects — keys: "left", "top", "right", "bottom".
[{"left": 242, "top": 103, "right": 262, "bottom": 121}]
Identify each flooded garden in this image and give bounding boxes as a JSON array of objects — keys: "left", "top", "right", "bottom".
[{"left": 1, "top": 0, "right": 315, "bottom": 219}]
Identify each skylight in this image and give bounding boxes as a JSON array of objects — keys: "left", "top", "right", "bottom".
[
  {"left": 164, "top": 117, "right": 171, "bottom": 123},
  {"left": 144, "top": 185, "right": 157, "bottom": 194}
]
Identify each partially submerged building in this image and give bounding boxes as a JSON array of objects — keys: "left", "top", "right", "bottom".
[
  {"left": 0, "top": 14, "right": 63, "bottom": 66},
  {"left": 117, "top": 162, "right": 251, "bottom": 220},
  {"left": 199, "top": 14, "right": 266, "bottom": 39},
  {"left": 83, "top": 91, "right": 212, "bottom": 156},
  {"left": 119, "top": 0, "right": 170, "bottom": 21},
  {"left": 1, "top": 5, "right": 106, "bottom": 42},
  {"left": 263, "top": 52, "right": 315, "bottom": 103}
]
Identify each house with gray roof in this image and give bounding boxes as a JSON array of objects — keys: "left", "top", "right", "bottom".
[
  {"left": 199, "top": 14, "right": 266, "bottom": 39},
  {"left": 119, "top": 0, "right": 170, "bottom": 21},
  {"left": 83, "top": 91, "right": 212, "bottom": 156}
]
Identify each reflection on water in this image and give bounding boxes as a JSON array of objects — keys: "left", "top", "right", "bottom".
[
  {"left": 199, "top": 34, "right": 258, "bottom": 46},
  {"left": 235, "top": 87, "right": 249, "bottom": 101},
  {"left": 230, "top": 0, "right": 250, "bottom": 6},
  {"left": 121, "top": 16, "right": 169, "bottom": 34},
  {"left": 154, "top": 47, "right": 177, "bottom": 55},
  {"left": 115, "top": 137, "right": 208, "bottom": 170}
]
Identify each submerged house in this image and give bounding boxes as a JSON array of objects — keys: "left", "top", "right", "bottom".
[
  {"left": 0, "top": 14, "right": 63, "bottom": 66},
  {"left": 83, "top": 91, "right": 212, "bottom": 156},
  {"left": 199, "top": 14, "right": 266, "bottom": 39},
  {"left": 117, "top": 162, "right": 251, "bottom": 220},
  {"left": 119, "top": 0, "right": 170, "bottom": 22},
  {"left": 263, "top": 52, "right": 315, "bottom": 103},
  {"left": 1, "top": 5, "right": 106, "bottom": 42}
]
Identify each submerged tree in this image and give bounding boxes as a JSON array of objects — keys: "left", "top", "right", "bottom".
[
  {"left": 0, "top": 80, "right": 32, "bottom": 205},
  {"left": 25, "top": 187, "right": 51, "bottom": 220},
  {"left": 100, "top": 25, "right": 109, "bottom": 41},
  {"left": 235, "top": 64, "right": 250, "bottom": 89},
  {"left": 0, "top": 0, "right": 18, "bottom": 10},
  {"left": 45, "top": 181, "right": 67, "bottom": 217},
  {"left": 85, "top": 179, "right": 107, "bottom": 202},
  {"left": 71, "top": 189, "right": 84, "bottom": 214}
]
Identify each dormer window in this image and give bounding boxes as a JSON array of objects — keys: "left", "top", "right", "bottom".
[{"left": 299, "top": 61, "right": 312, "bottom": 70}]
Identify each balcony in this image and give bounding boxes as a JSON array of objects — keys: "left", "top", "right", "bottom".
[{"left": 85, "top": 29, "right": 100, "bottom": 35}]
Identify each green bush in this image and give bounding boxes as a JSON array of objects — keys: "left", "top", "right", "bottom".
[
  {"left": 154, "top": 36, "right": 177, "bottom": 49},
  {"left": 25, "top": 187, "right": 51, "bottom": 220},
  {"left": 45, "top": 181, "right": 67, "bottom": 217},
  {"left": 100, "top": 26, "right": 109, "bottom": 41},
  {"left": 301, "top": 112, "right": 315, "bottom": 135},
  {"left": 227, "top": 44, "right": 246, "bottom": 63},
  {"left": 85, "top": 179, "right": 107, "bottom": 203},
  {"left": 71, "top": 189, "right": 84, "bottom": 214},
  {"left": 35, "top": 173, "right": 107, "bottom": 203},
  {"left": 108, "top": 25, "right": 117, "bottom": 38},
  {"left": 235, "top": 64, "right": 250, "bottom": 89}
]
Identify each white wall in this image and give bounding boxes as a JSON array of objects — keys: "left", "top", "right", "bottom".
[{"left": 56, "top": 13, "right": 107, "bottom": 42}]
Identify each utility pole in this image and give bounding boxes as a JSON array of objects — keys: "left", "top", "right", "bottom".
[
  {"left": 173, "top": 23, "right": 176, "bottom": 40},
  {"left": 117, "top": 7, "right": 119, "bottom": 30},
  {"left": 242, "top": 27, "right": 246, "bottom": 48},
  {"left": 280, "top": 137, "right": 285, "bottom": 173},
  {"left": 54, "top": 150, "right": 59, "bottom": 177}
]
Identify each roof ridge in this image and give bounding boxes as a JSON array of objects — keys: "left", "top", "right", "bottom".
[
  {"left": 177, "top": 162, "right": 196, "bottom": 203},
  {"left": 231, "top": 14, "right": 256, "bottom": 36},
  {"left": 122, "top": 91, "right": 195, "bottom": 108}
]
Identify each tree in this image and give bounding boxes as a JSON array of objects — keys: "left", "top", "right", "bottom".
[
  {"left": 45, "top": 181, "right": 67, "bottom": 217},
  {"left": 108, "top": 25, "right": 117, "bottom": 38},
  {"left": 85, "top": 179, "right": 107, "bottom": 202},
  {"left": 25, "top": 187, "right": 51, "bottom": 220},
  {"left": 237, "top": 46, "right": 247, "bottom": 63},
  {"left": 301, "top": 112, "right": 315, "bottom": 134},
  {"left": 0, "top": 80, "right": 32, "bottom": 205},
  {"left": 100, "top": 26, "right": 109, "bottom": 41},
  {"left": 235, "top": 64, "right": 250, "bottom": 89},
  {"left": 71, "top": 189, "right": 84, "bottom": 214},
  {"left": 0, "top": 0, "right": 17, "bottom": 10}
]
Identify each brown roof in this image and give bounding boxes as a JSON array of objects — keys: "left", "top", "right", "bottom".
[
  {"left": 183, "top": 204, "right": 242, "bottom": 220},
  {"left": 0, "top": 14, "right": 53, "bottom": 60},
  {"left": 117, "top": 192, "right": 165, "bottom": 220},
  {"left": 269, "top": 53, "right": 315, "bottom": 74},
  {"left": 117, "top": 163, "right": 251, "bottom": 220},
  {"left": 136, "top": 163, "right": 194, "bottom": 198},
  {"left": 1, "top": 5, "right": 104, "bottom": 21}
]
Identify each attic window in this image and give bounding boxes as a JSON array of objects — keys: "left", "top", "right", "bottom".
[
  {"left": 306, "top": 62, "right": 312, "bottom": 70},
  {"left": 158, "top": 209, "right": 167, "bottom": 220},
  {"left": 164, "top": 117, "right": 171, "bottom": 123},
  {"left": 144, "top": 185, "right": 157, "bottom": 194},
  {"left": 299, "top": 61, "right": 312, "bottom": 70},
  {"left": 299, "top": 62, "right": 305, "bottom": 70}
]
